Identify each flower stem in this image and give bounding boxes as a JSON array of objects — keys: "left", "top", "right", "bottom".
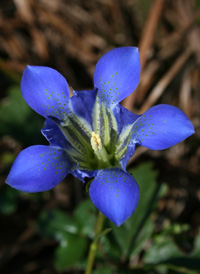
[{"left": 85, "top": 211, "right": 105, "bottom": 274}]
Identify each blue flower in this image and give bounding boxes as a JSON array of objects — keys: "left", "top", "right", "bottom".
[{"left": 6, "top": 47, "right": 194, "bottom": 226}]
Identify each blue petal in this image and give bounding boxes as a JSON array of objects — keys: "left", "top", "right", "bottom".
[
  {"left": 21, "top": 66, "right": 71, "bottom": 120},
  {"left": 6, "top": 145, "right": 71, "bottom": 192},
  {"left": 119, "top": 141, "right": 136, "bottom": 171},
  {"left": 112, "top": 104, "right": 138, "bottom": 170},
  {"left": 89, "top": 168, "right": 140, "bottom": 226},
  {"left": 94, "top": 47, "right": 140, "bottom": 105},
  {"left": 41, "top": 117, "right": 72, "bottom": 149},
  {"left": 71, "top": 168, "right": 98, "bottom": 183},
  {"left": 71, "top": 89, "right": 97, "bottom": 126},
  {"left": 113, "top": 103, "right": 140, "bottom": 134},
  {"left": 132, "top": 104, "right": 195, "bottom": 150}
]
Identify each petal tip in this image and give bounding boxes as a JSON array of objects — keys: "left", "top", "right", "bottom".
[
  {"left": 189, "top": 123, "right": 195, "bottom": 135},
  {"left": 23, "top": 65, "right": 37, "bottom": 74},
  {"left": 94, "top": 46, "right": 141, "bottom": 104},
  {"left": 182, "top": 117, "right": 195, "bottom": 140},
  {"left": 89, "top": 168, "right": 140, "bottom": 227}
]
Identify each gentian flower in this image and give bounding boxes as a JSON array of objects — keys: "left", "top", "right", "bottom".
[{"left": 6, "top": 47, "right": 194, "bottom": 226}]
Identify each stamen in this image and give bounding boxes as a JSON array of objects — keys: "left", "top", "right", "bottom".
[{"left": 91, "top": 132, "right": 102, "bottom": 151}]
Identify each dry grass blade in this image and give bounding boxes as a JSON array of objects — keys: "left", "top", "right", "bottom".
[
  {"left": 138, "top": 0, "right": 165, "bottom": 71},
  {"left": 139, "top": 48, "right": 191, "bottom": 114},
  {"left": 123, "top": 0, "right": 165, "bottom": 110},
  {"left": 179, "top": 65, "right": 193, "bottom": 117}
]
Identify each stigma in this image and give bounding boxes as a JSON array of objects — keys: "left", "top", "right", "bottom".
[{"left": 91, "top": 132, "right": 102, "bottom": 151}]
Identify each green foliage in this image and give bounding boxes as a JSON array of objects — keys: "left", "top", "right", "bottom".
[
  {"left": 93, "top": 267, "right": 113, "bottom": 274},
  {"left": 196, "top": 0, "right": 200, "bottom": 8},
  {"left": 37, "top": 209, "right": 79, "bottom": 238},
  {"left": 0, "top": 186, "right": 44, "bottom": 216},
  {"left": 55, "top": 234, "right": 87, "bottom": 271},
  {"left": 35, "top": 163, "right": 200, "bottom": 273},
  {"left": 74, "top": 199, "right": 97, "bottom": 238},
  {"left": 0, "top": 186, "right": 19, "bottom": 214},
  {"left": 195, "top": 1, "right": 200, "bottom": 25},
  {"left": 0, "top": 86, "right": 44, "bottom": 145},
  {"left": 37, "top": 199, "right": 97, "bottom": 271},
  {"left": 109, "top": 163, "right": 167, "bottom": 259},
  {"left": 144, "top": 228, "right": 200, "bottom": 272}
]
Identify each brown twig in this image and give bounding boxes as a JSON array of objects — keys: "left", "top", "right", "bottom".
[
  {"left": 138, "top": 48, "right": 191, "bottom": 114},
  {"left": 123, "top": 0, "right": 165, "bottom": 111}
]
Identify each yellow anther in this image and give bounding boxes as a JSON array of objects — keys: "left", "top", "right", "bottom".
[{"left": 91, "top": 131, "right": 102, "bottom": 151}]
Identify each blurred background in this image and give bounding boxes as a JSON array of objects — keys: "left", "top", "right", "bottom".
[{"left": 0, "top": 0, "right": 200, "bottom": 273}]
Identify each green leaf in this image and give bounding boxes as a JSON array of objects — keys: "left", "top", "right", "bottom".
[
  {"left": 110, "top": 162, "right": 164, "bottom": 258},
  {"left": 37, "top": 209, "right": 79, "bottom": 240},
  {"left": 144, "top": 235, "right": 181, "bottom": 265},
  {"left": 0, "top": 186, "right": 19, "bottom": 214},
  {"left": 93, "top": 266, "right": 113, "bottom": 274},
  {"left": 0, "top": 152, "right": 15, "bottom": 165},
  {"left": 144, "top": 229, "right": 200, "bottom": 271},
  {"left": 54, "top": 233, "right": 87, "bottom": 271},
  {"left": 96, "top": 235, "right": 121, "bottom": 260},
  {"left": 196, "top": 0, "right": 200, "bottom": 8},
  {"left": 130, "top": 218, "right": 154, "bottom": 257},
  {"left": 74, "top": 199, "right": 97, "bottom": 238},
  {"left": 0, "top": 86, "right": 43, "bottom": 145},
  {"left": 37, "top": 209, "right": 89, "bottom": 271}
]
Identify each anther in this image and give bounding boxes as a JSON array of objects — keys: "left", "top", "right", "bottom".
[{"left": 91, "top": 132, "right": 102, "bottom": 151}]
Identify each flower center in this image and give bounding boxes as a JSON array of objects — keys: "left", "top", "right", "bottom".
[
  {"left": 90, "top": 132, "right": 102, "bottom": 151},
  {"left": 54, "top": 96, "right": 133, "bottom": 172}
]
